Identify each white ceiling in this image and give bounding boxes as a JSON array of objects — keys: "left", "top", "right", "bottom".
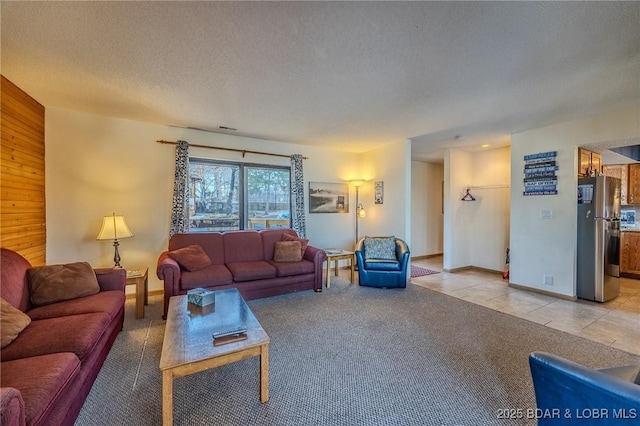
[{"left": 2, "top": 1, "right": 639, "bottom": 162}]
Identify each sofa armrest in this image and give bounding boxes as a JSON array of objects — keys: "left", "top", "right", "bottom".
[
  {"left": 396, "top": 239, "right": 410, "bottom": 269},
  {"left": 303, "top": 245, "right": 327, "bottom": 292},
  {"left": 157, "top": 251, "right": 181, "bottom": 283},
  {"left": 94, "top": 268, "right": 126, "bottom": 292},
  {"left": 529, "top": 351, "right": 640, "bottom": 425},
  {"left": 157, "top": 251, "right": 182, "bottom": 318},
  {"left": 0, "top": 387, "right": 25, "bottom": 426}
]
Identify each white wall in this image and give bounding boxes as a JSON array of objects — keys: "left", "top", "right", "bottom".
[
  {"left": 444, "top": 147, "right": 510, "bottom": 272},
  {"left": 358, "top": 139, "right": 412, "bottom": 247},
  {"left": 469, "top": 147, "right": 511, "bottom": 271},
  {"left": 45, "top": 108, "right": 411, "bottom": 294},
  {"left": 510, "top": 107, "right": 640, "bottom": 298},
  {"left": 444, "top": 149, "right": 474, "bottom": 269},
  {"left": 411, "top": 161, "right": 443, "bottom": 257}
]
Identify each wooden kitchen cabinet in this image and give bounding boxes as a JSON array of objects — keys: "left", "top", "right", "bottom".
[
  {"left": 627, "top": 164, "right": 640, "bottom": 205},
  {"left": 602, "top": 164, "right": 628, "bottom": 204},
  {"left": 620, "top": 231, "right": 640, "bottom": 276},
  {"left": 578, "top": 148, "right": 601, "bottom": 177}
]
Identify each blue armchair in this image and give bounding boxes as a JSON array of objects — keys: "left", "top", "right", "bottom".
[
  {"left": 355, "top": 236, "right": 410, "bottom": 288},
  {"left": 529, "top": 352, "right": 640, "bottom": 425}
]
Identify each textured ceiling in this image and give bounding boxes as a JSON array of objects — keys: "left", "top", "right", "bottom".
[{"left": 2, "top": 1, "right": 639, "bottom": 162}]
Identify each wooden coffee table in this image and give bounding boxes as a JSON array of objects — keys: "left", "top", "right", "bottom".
[{"left": 159, "top": 289, "right": 270, "bottom": 425}]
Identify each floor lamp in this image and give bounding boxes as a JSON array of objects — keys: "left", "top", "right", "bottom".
[{"left": 351, "top": 180, "right": 366, "bottom": 248}]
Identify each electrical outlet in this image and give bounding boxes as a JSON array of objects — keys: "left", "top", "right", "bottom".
[{"left": 543, "top": 275, "right": 553, "bottom": 286}]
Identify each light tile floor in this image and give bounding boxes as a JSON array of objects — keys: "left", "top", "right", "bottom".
[{"left": 409, "top": 256, "right": 640, "bottom": 356}]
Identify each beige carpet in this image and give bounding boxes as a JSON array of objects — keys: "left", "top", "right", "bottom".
[{"left": 76, "top": 278, "right": 640, "bottom": 425}]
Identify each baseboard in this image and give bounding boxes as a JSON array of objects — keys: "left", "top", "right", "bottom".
[
  {"left": 443, "top": 265, "right": 503, "bottom": 275},
  {"left": 621, "top": 272, "right": 640, "bottom": 280},
  {"left": 411, "top": 253, "right": 443, "bottom": 260},
  {"left": 444, "top": 265, "right": 501, "bottom": 274},
  {"left": 443, "top": 265, "right": 471, "bottom": 273},
  {"left": 508, "top": 282, "right": 577, "bottom": 301}
]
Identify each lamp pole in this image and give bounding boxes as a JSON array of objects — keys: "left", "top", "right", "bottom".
[{"left": 355, "top": 184, "right": 360, "bottom": 249}]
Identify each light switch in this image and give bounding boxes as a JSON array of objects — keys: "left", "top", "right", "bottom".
[{"left": 540, "top": 210, "right": 553, "bottom": 219}]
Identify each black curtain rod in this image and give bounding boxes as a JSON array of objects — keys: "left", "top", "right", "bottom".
[{"left": 156, "top": 140, "right": 308, "bottom": 160}]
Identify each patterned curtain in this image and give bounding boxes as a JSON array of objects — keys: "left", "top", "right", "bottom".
[
  {"left": 170, "top": 140, "right": 189, "bottom": 237},
  {"left": 290, "top": 154, "right": 307, "bottom": 238}
]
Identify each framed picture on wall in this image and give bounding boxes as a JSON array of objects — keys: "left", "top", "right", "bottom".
[
  {"left": 374, "top": 181, "right": 384, "bottom": 204},
  {"left": 308, "top": 182, "right": 349, "bottom": 213}
]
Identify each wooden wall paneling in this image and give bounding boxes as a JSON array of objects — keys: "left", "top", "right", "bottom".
[{"left": 1, "top": 75, "right": 46, "bottom": 265}]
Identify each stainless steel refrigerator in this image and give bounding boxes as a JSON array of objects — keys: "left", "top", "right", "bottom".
[{"left": 577, "top": 176, "right": 621, "bottom": 302}]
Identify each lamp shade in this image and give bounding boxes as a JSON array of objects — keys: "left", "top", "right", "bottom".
[
  {"left": 96, "top": 214, "right": 133, "bottom": 241},
  {"left": 350, "top": 179, "right": 365, "bottom": 188}
]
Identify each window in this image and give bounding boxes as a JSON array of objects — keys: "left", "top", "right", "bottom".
[{"left": 188, "top": 159, "right": 291, "bottom": 232}]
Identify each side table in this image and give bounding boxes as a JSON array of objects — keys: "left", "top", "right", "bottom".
[
  {"left": 126, "top": 267, "right": 149, "bottom": 319},
  {"left": 324, "top": 250, "right": 355, "bottom": 288}
]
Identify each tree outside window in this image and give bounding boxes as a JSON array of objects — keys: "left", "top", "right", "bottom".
[{"left": 188, "top": 159, "right": 290, "bottom": 232}]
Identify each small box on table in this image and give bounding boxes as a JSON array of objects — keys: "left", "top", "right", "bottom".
[{"left": 187, "top": 288, "right": 215, "bottom": 307}]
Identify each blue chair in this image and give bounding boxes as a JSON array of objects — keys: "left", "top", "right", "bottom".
[
  {"left": 355, "top": 237, "right": 410, "bottom": 288},
  {"left": 529, "top": 352, "right": 640, "bottom": 425}
]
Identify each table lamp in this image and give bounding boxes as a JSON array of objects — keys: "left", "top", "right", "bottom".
[{"left": 96, "top": 213, "right": 134, "bottom": 267}]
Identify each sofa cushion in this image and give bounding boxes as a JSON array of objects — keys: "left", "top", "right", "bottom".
[
  {"left": 169, "top": 233, "right": 226, "bottom": 265},
  {"left": 168, "top": 244, "right": 213, "bottom": 271},
  {"left": 364, "top": 236, "right": 396, "bottom": 260},
  {"left": 281, "top": 233, "right": 309, "bottom": 256},
  {"left": 227, "top": 261, "right": 277, "bottom": 282},
  {"left": 180, "top": 264, "right": 234, "bottom": 290},
  {"left": 1, "top": 298, "right": 31, "bottom": 349},
  {"left": 364, "top": 259, "right": 401, "bottom": 271},
  {"left": 268, "top": 259, "right": 315, "bottom": 277},
  {"left": 261, "top": 229, "right": 297, "bottom": 259},
  {"left": 27, "top": 291, "right": 125, "bottom": 322},
  {"left": 223, "top": 231, "right": 264, "bottom": 263},
  {"left": 0, "top": 353, "right": 81, "bottom": 426},
  {"left": 27, "top": 262, "right": 100, "bottom": 306},
  {"left": 273, "top": 241, "right": 302, "bottom": 262},
  {"left": 0, "top": 312, "right": 111, "bottom": 362},
  {"left": 1, "top": 248, "right": 34, "bottom": 313}
]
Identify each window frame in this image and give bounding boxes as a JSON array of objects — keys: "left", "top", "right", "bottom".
[{"left": 188, "top": 157, "right": 291, "bottom": 232}]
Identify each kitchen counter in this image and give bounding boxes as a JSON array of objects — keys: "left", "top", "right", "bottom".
[{"left": 621, "top": 228, "right": 640, "bottom": 232}]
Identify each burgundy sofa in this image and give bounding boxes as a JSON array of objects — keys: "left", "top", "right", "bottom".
[
  {"left": 157, "top": 229, "right": 326, "bottom": 319},
  {"left": 0, "top": 248, "right": 126, "bottom": 426}
]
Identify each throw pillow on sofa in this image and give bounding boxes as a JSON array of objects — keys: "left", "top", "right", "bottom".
[
  {"left": 281, "top": 233, "right": 309, "bottom": 256},
  {"left": 0, "top": 297, "right": 32, "bottom": 348},
  {"left": 27, "top": 262, "right": 100, "bottom": 306},
  {"left": 168, "top": 244, "right": 212, "bottom": 271},
  {"left": 274, "top": 241, "right": 302, "bottom": 262},
  {"left": 364, "top": 236, "right": 396, "bottom": 260}
]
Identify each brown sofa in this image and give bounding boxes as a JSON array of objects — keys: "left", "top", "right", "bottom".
[
  {"left": 157, "top": 229, "right": 326, "bottom": 318},
  {"left": 0, "top": 248, "right": 126, "bottom": 426}
]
